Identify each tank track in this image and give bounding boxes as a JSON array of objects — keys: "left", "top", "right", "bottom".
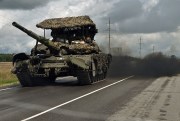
[
  {"left": 16, "top": 71, "right": 53, "bottom": 87},
  {"left": 77, "top": 70, "right": 107, "bottom": 85},
  {"left": 77, "top": 59, "right": 108, "bottom": 85}
]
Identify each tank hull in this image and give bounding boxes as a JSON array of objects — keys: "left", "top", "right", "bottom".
[{"left": 12, "top": 53, "right": 111, "bottom": 86}]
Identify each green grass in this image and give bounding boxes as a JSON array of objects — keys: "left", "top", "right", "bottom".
[{"left": 0, "top": 62, "right": 19, "bottom": 86}]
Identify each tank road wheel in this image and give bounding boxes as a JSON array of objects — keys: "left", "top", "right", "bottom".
[
  {"left": 48, "top": 70, "right": 56, "bottom": 84},
  {"left": 91, "top": 60, "right": 97, "bottom": 83},
  {"left": 95, "top": 67, "right": 107, "bottom": 82},
  {"left": 103, "top": 69, "right": 107, "bottom": 78},
  {"left": 77, "top": 59, "right": 97, "bottom": 85}
]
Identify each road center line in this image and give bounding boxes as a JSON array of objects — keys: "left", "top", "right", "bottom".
[{"left": 21, "top": 75, "right": 134, "bottom": 121}]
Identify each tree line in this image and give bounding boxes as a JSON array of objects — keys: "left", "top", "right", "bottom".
[{"left": 0, "top": 54, "right": 13, "bottom": 62}]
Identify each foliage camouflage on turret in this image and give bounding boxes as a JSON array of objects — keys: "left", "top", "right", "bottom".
[{"left": 36, "top": 16, "right": 95, "bottom": 29}]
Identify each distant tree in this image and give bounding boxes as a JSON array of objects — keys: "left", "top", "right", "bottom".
[{"left": 0, "top": 54, "right": 13, "bottom": 62}]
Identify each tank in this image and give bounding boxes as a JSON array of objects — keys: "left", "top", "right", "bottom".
[{"left": 11, "top": 16, "right": 112, "bottom": 87}]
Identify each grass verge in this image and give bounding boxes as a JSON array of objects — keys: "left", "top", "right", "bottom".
[{"left": 0, "top": 62, "right": 19, "bottom": 87}]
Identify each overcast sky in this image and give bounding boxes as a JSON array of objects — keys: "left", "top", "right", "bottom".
[{"left": 0, "top": 0, "right": 180, "bottom": 57}]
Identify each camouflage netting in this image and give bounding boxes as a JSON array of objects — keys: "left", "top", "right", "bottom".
[{"left": 36, "top": 16, "right": 95, "bottom": 29}]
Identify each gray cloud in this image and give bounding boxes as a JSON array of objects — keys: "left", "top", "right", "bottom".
[
  {"left": 0, "top": 0, "right": 56, "bottom": 9},
  {"left": 114, "top": 0, "right": 180, "bottom": 33},
  {"left": 107, "top": 0, "right": 143, "bottom": 23},
  {"left": 0, "top": 23, "right": 34, "bottom": 53},
  {"left": 1, "top": 0, "right": 180, "bottom": 57}
]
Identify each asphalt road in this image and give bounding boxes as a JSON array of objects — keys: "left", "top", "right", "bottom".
[{"left": 0, "top": 75, "right": 179, "bottom": 121}]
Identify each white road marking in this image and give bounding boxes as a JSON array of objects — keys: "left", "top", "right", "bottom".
[
  {"left": 21, "top": 76, "right": 134, "bottom": 121},
  {"left": 0, "top": 87, "right": 15, "bottom": 92}
]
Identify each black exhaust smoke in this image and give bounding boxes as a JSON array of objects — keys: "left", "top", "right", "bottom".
[{"left": 108, "top": 52, "right": 180, "bottom": 78}]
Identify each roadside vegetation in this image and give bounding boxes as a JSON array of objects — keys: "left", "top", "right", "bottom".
[
  {"left": 0, "top": 54, "right": 13, "bottom": 62},
  {"left": 0, "top": 62, "right": 18, "bottom": 86}
]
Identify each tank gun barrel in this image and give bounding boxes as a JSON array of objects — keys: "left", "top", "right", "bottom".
[{"left": 12, "top": 22, "right": 59, "bottom": 51}]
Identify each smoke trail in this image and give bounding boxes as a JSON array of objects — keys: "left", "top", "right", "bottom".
[{"left": 108, "top": 52, "right": 180, "bottom": 78}]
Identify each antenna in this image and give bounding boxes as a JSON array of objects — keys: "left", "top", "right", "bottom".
[
  {"left": 108, "top": 17, "right": 111, "bottom": 54},
  {"left": 139, "top": 36, "right": 143, "bottom": 58},
  {"left": 153, "top": 45, "right": 155, "bottom": 54},
  {"left": 44, "top": 29, "right": 46, "bottom": 38}
]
